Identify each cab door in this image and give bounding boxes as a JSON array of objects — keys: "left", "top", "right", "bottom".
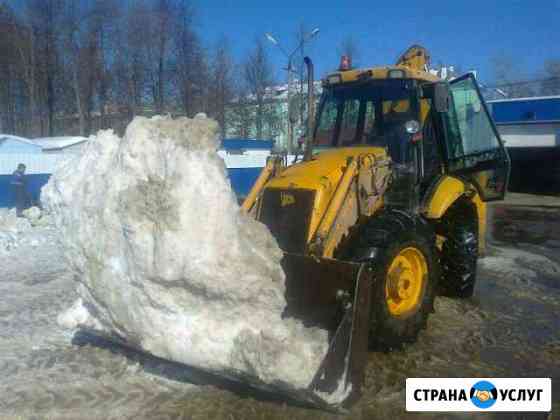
[{"left": 441, "top": 73, "right": 510, "bottom": 201}]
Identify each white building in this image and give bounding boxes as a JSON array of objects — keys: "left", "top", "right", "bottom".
[
  {"left": 225, "top": 81, "right": 323, "bottom": 151},
  {"left": 487, "top": 95, "right": 560, "bottom": 192}
]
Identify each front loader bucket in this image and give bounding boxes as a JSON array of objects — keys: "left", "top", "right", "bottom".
[{"left": 280, "top": 253, "right": 373, "bottom": 409}]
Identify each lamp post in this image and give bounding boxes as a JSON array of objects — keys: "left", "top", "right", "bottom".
[{"left": 265, "top": 28, "right": 319, "bottom": 154}]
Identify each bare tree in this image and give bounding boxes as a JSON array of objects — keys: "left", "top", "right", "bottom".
[
  {"left": 38, "top": 0, "right": 66, "bottom": 135},
  {"left": 142, "top": 0, "right": 174, "bottom": 114},
  {"left": 491, "top": 54, "right": 535, "bottom": 98},
  {"left": 227, "top": 86, "right": 254, "bottom": 138},
  {"left": 0, "top": 4, "right": 21, "bottom": 133},
  {"left": 112, "top": 0, "right": 150, "bottom": 121},
  {"left": 243, "top": 37, "right": 274, "bottom": 139},
  {"left": 62, "top": 1, "right": 88, "bottom": 135},
  {"left": 0, "top": 0, "right": 225, "bottom": 136},
  {"left": 89, "top": 0, "right": 120, "bottom": 130},
  {"left": 171, "top": 1, "right": 203, "bottom": 116},
  {"left": 541, "top": 59, "right": 560, "bottom": 95},
  {"left": 8, "top": 4, "right": 40, "bottom": 136},
  {"left": 208, "top": 36, "right": 235, "bottom": 137},
  {"left": 11, "top": 0, "right": 67, "bottom": 136},
  {"left": 61, "top": 0, "right": 112, "bottom": 135}
]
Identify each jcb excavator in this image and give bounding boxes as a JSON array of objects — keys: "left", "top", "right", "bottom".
[{"left": 242, "top": 45, "right": 510, "bottom": 408}]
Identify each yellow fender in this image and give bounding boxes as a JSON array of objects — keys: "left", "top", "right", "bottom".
[
  {"left": 422, "top": 175, "right": 487, "bottom": 255},
  {"left": 422, "top": 176, "right": 466, "bottom": 220}
]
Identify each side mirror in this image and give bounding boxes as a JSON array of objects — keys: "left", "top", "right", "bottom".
[{"left": 433, "top": 82, "right": 450, "bottom": 113}]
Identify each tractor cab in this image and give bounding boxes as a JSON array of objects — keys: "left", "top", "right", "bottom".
[
  {"left": 312, "top": 61, "right": 510, "bottom": 209},
  {"left": 315, "top": 75, "right": 421, "bottom": 164}
]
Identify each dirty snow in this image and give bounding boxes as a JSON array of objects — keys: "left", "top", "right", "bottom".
[
  {"left": 1, "top": 174, "right": 559, "bottom": 417},
  {"left": 43, "top": 115, "right": 329, "bottom": 395},
  {"left": 0, "top": 207, "right": 53, "bottom": 256},
  {"left": 0, "top": 224, "right": 202, "bottom": 420}
]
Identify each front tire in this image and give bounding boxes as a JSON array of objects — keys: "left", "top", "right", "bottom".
[{"left": 348, "top": 210, "right": 438, "bottom": 350}]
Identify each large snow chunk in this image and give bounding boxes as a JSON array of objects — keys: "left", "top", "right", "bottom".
[{"left": 43, "top": 115, "right": 328, "bottom": 390}]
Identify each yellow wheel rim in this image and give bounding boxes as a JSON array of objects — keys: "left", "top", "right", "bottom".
[{"left": 385, "top": 247, "right": 428, "bottom": 317}]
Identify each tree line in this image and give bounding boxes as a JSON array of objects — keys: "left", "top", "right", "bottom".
[
  {"left": 489, "top": 55, "right": 560, "bottom": 98},
  {"left": 0, "top": 0, "right": 281, "bottom": 139},
  {"left": 1, "top": 1, "right": 558, "bottom": 141}
]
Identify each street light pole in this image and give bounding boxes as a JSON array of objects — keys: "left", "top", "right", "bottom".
[{"left": 265, "top": 28, "right": 319, "bottom": 154}]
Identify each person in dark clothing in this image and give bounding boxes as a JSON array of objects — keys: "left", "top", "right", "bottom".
[{"left": 11, "top": 163, "right": 28, "bottom": 217}]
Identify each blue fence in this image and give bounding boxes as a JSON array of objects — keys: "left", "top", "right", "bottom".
[
  {"left": 218, "top": 139, "right": 272, "bottom": 198},
  {"left": 0, "top": 139, "right": 274, "bottom": 208},
  {"left": 0, "top": 174, "right": 50, "bottom": 207},
  {"left": 227, "top": 167, "right": 264, "bottom": 197},
  {"left": 489, "top": 96, "right": 560, "bottom": 124},
  {"left": 222, "top": 138, "right": 274, "bottom": 151}
]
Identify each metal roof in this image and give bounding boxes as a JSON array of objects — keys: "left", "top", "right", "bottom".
[
  {"left": 31, "top": 136, "right": 88, "bottom": 150},
  {"left": 0, "top": 134, "right": 42, "bottom": 148}
]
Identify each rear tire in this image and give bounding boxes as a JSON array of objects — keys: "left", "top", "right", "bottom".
[
  {"left": 438, "top": 201, "right": 478, "bottom": 298},
  {"left": 347, "top": 210, "right": 438, "bottom": 350}
]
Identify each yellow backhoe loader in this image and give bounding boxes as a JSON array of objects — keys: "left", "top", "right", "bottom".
[{"left": 242, "top": 45, "right": 510, "bottom": 408}]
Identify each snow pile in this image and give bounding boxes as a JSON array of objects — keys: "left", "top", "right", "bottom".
[
  {"left": 0, "top": 207, "right": 53, "bottom": 255},
  {"left": 0, "top": 208, "right": 32, "bottom": 232},
  {"left": 22, "top": 206, "right": 43, "bottom": 225},
  {"left": 44, "top": 115, "right": 329, "bottom": 392}
]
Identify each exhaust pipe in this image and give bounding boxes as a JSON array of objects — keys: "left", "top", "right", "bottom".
[{"left": 304, "top": 56, "right": 314, "bottom": 162}]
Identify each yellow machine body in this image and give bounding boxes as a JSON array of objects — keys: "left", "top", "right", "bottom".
[
  {"left": 239, "top": 44, "right": 506, "bottom": 408},
  {"left": 325, "top": 65, "right": 438, "bottom": 86},
  {"left": 244, "top": 154, "right": 487, "bottom": 260},
  {"left": 263, "top": 147, "right": 388, "bottom": 251},
  {"left": 422, "top": 175, "right": 487, "bottom": 253}
]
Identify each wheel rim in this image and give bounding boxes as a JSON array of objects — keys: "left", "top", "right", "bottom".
[{"left": 385, "top": 247, "right": 428, "bottom": 317}]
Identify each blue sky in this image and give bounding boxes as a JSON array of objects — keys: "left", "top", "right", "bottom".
[{"left": 197, "top": 0, "right": 560, "bottom": 85}]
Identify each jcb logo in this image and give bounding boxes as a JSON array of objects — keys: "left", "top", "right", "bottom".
[{"left": 281, "top": 192, "right": 295, "bottom": 207}]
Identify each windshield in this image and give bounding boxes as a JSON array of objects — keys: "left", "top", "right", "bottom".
[{"left": 314, "top": 79, "right": 419, "bottom": 158}]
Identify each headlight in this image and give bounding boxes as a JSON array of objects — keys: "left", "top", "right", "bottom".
[
  {"left": 325, "top": 74, "right": 342, "bottom": 85},
  {"left": 388, "top": 69, "right": 406, "bottom": 79},
  {"left": 405, "top": 120, "right": 420, "bottom": 134}
]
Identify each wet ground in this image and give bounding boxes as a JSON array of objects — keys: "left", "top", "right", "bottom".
[{"left": 0, "top": 193, "right": 558, "bottom": 419}]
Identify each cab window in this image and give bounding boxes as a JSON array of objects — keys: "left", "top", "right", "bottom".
[
  {"left": 339, "top": 99, "right": 361, "bottom": 145},
  {"left": 314, "top": 79, "right": 418, "bottom": 149},
  {"left": 314, "top": 99, "right": 338, "bottom": 146},
  {"left": 443, "top": 77, "right": 500, "bottom": 159}
]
